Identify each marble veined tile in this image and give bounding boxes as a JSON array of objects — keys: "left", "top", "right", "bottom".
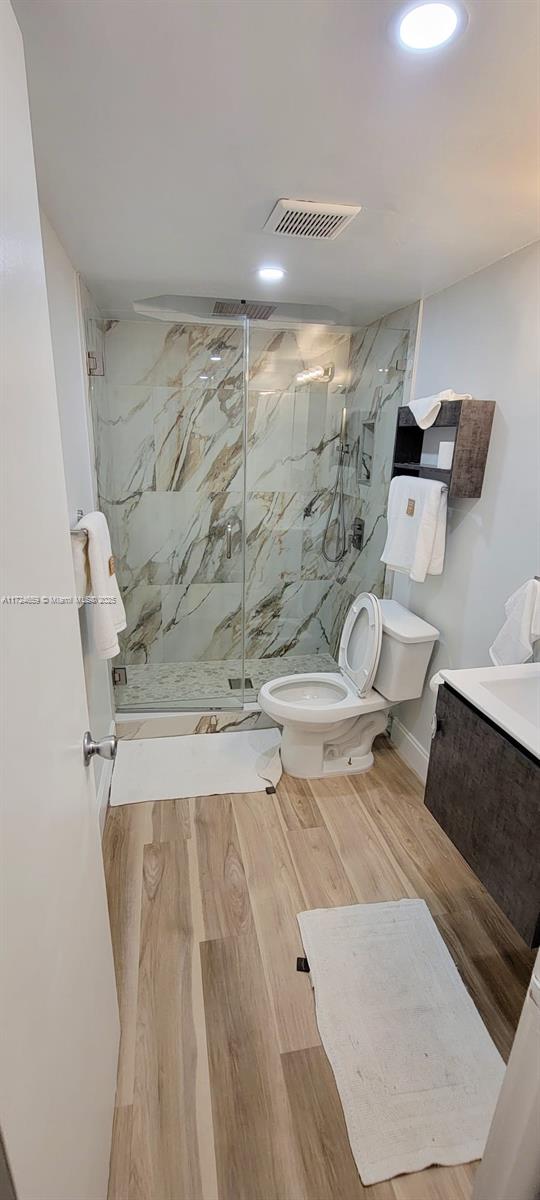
[
  {"left": 104, "top": 320, "right": 244, "bottom": 388},
  {"left": 245, "top": 579, "right": 334, "bottom": 657},
  {"left": 245, "top": 491, "right": 304, "bottom": 589},
  {"left": 246, "top": 382, "right": 346, "bottom": 497},
  {"left": 95, "top": 385, "right": 155, "bottom": 505},
  {"left": 249, "top": 324, "right": 352, "bottom": 392},
  {"left": 319, "top": 585, "right": 357, "bottom": 658},
  {"left": 300, "top": 487, "right": 341, "bottom": 581},
  {"left": 119, "top": 583, "right": 162, "bottom": 664},
  {"left": 246, "top": 388, "right": 297, "bottom": 492},
  {"left": 117, "top": 708, "right": 276, "bottom": 734},
  {"left": 347, "top": 325, "right": 407, "bottom": 402},
  {"left": 161, "top": 582, "right": 243, "bottom": 662},
  {"left": 153, "top": 380, "right": 243, "bottom": 494},
  {"left": 319, "top": 305, "right": 418, "bottom": 648},
  {"left": 111, "top": 489, "right": 244, "bottom": 588}
]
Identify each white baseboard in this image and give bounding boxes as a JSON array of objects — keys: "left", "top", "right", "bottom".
[
  {"left": 390, "top": 717, "right": 430, "bottom": 784},
  {"left": 97, "top": 721, "right": 116, "bottom": 838}
]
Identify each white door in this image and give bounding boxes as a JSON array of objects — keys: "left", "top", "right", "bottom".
[
  {"left": 474, "top": 949, "right": 540, "bottom": 1200},
  {"left": 0, "top": 3, "right": 120, "bottom": 1197}
]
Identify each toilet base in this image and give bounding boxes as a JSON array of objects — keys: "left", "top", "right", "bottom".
[
  {"left": 320, "top": 748, "right": 374, "bottom": 776},
  {"left": 280, "top": 708, "right": 389, "bottom": 780}
]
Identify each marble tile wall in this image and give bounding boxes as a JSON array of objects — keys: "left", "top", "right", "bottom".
[
  {"left": 91, "top": 305, "right": 418, "bottom": 688},
  {"left": 245, "top": 323, "right": 353, "bottom": 657},
  {"left": 321, "top": 302, "right": 420, "bottom": 652},
  {"left": 93, "top": 320, "right": 246, "bottom": 667}
]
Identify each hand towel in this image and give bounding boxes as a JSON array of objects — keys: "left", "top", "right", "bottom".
[
  {"left": 76, "top": 511, "right": 126, "bottom": 659},
  {"left": 409, "top": 389, "right": 472, "bottom": 429},
  {"left": 489, "top": 579, "right": 540, "bottom": 665},
  {"left": 381, "top": 476, "right": 448, "bottom": 583}
]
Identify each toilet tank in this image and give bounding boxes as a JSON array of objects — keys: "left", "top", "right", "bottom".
[{"left": 374, "top": 600, "right": 439, "bottom": 702}]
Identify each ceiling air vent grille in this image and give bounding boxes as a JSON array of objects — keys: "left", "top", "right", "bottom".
[
  {"left": 263, "top": 198, "right": 361, "bottom": 240},
  {"left": 213, "top": 299, "right": 277, "bottom": 320}
]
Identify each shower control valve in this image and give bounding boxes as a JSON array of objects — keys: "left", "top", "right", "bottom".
[{"left": 351, "top": 517, "right": 364, "bottom": 551}]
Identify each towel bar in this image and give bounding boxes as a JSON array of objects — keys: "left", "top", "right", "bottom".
[{"left": 71, "top": 509, "right": 88, "bottom": 539}]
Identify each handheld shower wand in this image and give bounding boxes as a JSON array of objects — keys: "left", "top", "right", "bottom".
[{"left": 322, "top": 408, "right": 348, "bottom": 564}]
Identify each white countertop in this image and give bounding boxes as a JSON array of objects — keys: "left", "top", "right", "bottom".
[{"left": 440, "top": 663, "right": 540, "bottom": 760}]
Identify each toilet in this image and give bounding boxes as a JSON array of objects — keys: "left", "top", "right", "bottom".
[{"left": 258, "top": 593, "right": 439, "bottom": 779}]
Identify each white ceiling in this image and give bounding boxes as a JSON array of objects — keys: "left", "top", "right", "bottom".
[{"left": 14, "top": 0, "right": 540, "bottom": 323}]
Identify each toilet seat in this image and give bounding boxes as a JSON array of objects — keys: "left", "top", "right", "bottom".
[
  {"left": 258, "top": 671, "right": 388, "bottom": 726},
  {"left": 338, "top": 592, "right": 382, "bottom": 697},
  {"left": 259, "top": 593, "right": 386, "bottom": 728}
]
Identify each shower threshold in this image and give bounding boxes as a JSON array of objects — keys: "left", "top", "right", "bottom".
[{"left": 113, "top": 653, "right": 338, "bottom": 712}]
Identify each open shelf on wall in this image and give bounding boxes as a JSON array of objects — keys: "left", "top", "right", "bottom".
[{"left": 391, "top": 398, "right": 495, "bottom": 499}]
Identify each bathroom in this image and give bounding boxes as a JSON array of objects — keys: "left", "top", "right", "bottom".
[{"left": 1, "top": 1, "right": 539, "bottom": 1198}]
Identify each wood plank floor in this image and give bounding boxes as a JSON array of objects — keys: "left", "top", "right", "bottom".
[{"left": 103, "top": 736, "right": 534, "bottom": 1200}]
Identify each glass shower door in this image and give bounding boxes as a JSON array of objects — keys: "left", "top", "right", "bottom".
[{"left": 91, "top": 314, "right": 247, "bottom": 711}]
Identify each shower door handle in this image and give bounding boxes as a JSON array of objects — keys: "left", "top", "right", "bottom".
[{"left": 226, "top": 522, "right": 232, "bottom": 559}]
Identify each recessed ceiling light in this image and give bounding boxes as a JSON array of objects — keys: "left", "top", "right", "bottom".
[
  {"left": 398, "top": 2, "right": 463, "bottom": 50},
  {"left": 258, "top": 266, "right": 286, "bottom": 282}
]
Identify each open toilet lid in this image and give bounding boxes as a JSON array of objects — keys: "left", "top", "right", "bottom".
[{"left": 338, "top": 592, "right": 382, "bottom": 697}]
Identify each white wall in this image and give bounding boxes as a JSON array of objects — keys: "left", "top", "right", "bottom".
[
  {"left": 391, "top": 241, "right": 540, "bottom": 777},
  {"left": 41, "top": 213, "right": 96, "bottom": 522},
  {"left": 41, "top": 213, "right": 114, "bottom": 826}
]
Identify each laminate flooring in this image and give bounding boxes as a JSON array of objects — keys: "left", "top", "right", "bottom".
[{"left": 103, "top": 736, "right": 534, "bottom": 1200}]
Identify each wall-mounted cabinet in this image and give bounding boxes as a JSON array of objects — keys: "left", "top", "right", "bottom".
[{"left": 392, "top": 398, "right": 495, "bottom": 499}]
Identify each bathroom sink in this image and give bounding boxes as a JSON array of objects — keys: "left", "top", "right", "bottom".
[
  {"left": 439, "top": 664, "right": 540, "bottom": 759},
  {"left": 480, "top": 674, "right": 540, "bottom": 725}
]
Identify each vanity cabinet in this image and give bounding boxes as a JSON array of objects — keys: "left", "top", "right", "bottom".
[{"left": 425, "top": 683, "right": 540, "bottom": 947}]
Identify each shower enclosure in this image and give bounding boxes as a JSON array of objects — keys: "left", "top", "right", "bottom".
[{"left": 88, "top": 305, "right": 418, "bottom": 711}]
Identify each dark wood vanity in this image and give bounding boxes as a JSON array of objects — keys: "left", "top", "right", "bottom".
[{"left": 425, "top": 683, "right": 540, "bottom": 947}]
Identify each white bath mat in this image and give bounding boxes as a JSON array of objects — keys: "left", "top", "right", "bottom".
[
  {"left": 297, "top": 899, "right": 505, "bottom": 1186},
  {"left": 110, "top": 728, "right": 281, "bottom": 806}
]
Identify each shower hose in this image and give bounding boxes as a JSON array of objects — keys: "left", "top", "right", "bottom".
[{"left": 322, "top": 443, "right": 347, "bottom": 563}]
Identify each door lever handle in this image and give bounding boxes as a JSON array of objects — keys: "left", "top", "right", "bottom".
[
  {"left": 226, "top": 522, "right": 232, "bottom": 559},
  {"left": 83, "top": 730, "right": 118, "bottom": 766}
]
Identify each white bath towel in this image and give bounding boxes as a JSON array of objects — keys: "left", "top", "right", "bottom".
[
  {"left": 489, "top": 578, "right": 540, "bottom": 665},
  {"left": 76, "top": 511, "right": 126, "bottom": 658},
  {"left": 71, "top": 531, "right": 90, "bottom": 606},
  {"left": 409, "top": 388, "right": 472, "bottom": 429},
  {"left": 381, "top": 476, "right": 447, "bottom": 583}
]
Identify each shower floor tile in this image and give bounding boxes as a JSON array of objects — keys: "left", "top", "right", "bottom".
[{"left": 114, "top": 652, "right": 338, "bottom": 710}]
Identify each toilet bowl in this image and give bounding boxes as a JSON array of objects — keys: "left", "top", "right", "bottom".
[{"left": 259, "top": 593, "right": 439, "bottom": 779}]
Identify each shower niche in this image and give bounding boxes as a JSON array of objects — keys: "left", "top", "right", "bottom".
[{"left": 358, "top": 418, "right": 375, "bottom": 485}]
